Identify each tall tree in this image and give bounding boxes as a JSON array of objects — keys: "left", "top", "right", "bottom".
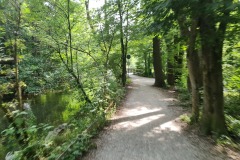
[
  {"left": 117, "top": 0, "right": 129, "bottom": 86},
  {"left": 198, "top": 0, "right": 234, "bottom": 135},
  {"left": 142, "top": 0, "right": 239, "bottom": 135},
  {"left": 27, "top": 0, "right": 93, "bottom": 103},
  {"left": 172, "top": 1, "right": 203, "bottom": 122},
  {"left": 152, "top": 35, "right": 166, "bottom": 87},
  {"left": 1, "top": 0, "right": 30, "bottom": 147}
]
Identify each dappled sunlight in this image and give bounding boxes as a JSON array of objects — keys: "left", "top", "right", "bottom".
[
  {"left": 161, "top": 98, "right": 178, "bottom": 102},
  {"left": 143, "top": 118, "right": 181, "bottom": 139},
  {"left": 123, "top": 106, "right": 161, "bottom": 116},
  {"left": 111, "top": 108, "right": 165, "bottom": 131},
  {"left": 116, "top": 113, "right": 165, "bottom": 131},
  {"left": 82, "top": 75, "right": 233, "bottom": 160},
  {"left": 160, "top": 119, "right": 181, "bottom": 132}
]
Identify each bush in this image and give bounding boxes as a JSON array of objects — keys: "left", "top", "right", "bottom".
[
  {"left": 226, "top": 115, "right": 240, "bottom": 138},
  {"left": 224, "top": 94, "right": 240, "bottom": 120}
]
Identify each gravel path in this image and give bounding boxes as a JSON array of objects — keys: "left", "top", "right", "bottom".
[{"left": 83, "top": 75, "right": 237, "bottom": 160}]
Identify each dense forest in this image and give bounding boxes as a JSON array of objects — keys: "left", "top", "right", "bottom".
[{"left": 0, "top": 0, "right": 239, "bottom": 159}]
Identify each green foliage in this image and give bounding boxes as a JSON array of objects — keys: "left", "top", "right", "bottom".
[
  {"left": 224, "top": 94, "right": 240, "bottom": 120},
  {"left": 0, "top": 0, "right": 239, "bottom": 158},
  {"left": 223, "top": 45, "right": 240, "bottom": 92},
  {"left": 176, "top": 87, "right": 191, "bottom": 107},
  {"left": 19, "top": 52, "right": 70, "bottom": 94},
  {"left": 0, "top": 143, "right": 7, "bottom": 159},
  {"left": 180, "top": 114, "right": 191, "bottom": 124},
  {"left": 223, "top": 37, "right": 240, "bottom": 143},
  {"left": 0, "top": 0, "right": 128, "bottom": 159},
  {"left": 226, "top": 115, "right": 240, "bottom": 138},
  {"left": 129, "top": 36, "right": 153, "bottom": 78},
  {"left": 1, "top": 77, "right": 125, "bottom": 159},
  {"left": 217, "top": 135, "right": 240, "bottom": 150},
  {"left": 126, "top": 77, "right": 132, "bottom": 85}
]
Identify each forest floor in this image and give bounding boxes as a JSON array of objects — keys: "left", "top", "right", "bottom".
[{"left": 82, "top": 75, "right": 240, "bottom": 160}]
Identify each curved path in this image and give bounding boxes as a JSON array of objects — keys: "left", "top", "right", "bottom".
[{"left": 83, "top": 75, "right": 235, "bottom": 160}]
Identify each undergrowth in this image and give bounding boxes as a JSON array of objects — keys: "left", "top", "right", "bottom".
[
  {"left": 1, "top": 84, "right": 126, "bottom": 160},
  {"left": 177, "top": 86, "right": 240, "bottom": 150}
]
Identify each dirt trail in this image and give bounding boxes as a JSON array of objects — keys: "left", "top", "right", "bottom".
[{"left": 83, "top": 75, "right": 236, "bottom": 160}]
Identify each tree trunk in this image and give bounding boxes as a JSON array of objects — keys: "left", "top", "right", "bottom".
[
  {"left": 176, "top": 12, "right": 203, "bottom": 123},
  {"left": 117, "top": 0, "right": 127, "bottom": 86},
  {"left": 13, "top": 0, "right": 23, "bottom": 110},
  {"left": 14, "top": 33, "right": 23, "bottom": 110},
  {"left": 187, "top": 49, "right": 202, "bottom": 122},
  {"left": 121, "top": 45, "right": 127, "bottom": 86},
  {"left": 186, "top": 19, "right": 203, "bottom": 122},
  {"left": 199, "top": 0, "right": 228, "bottom": 135},
  {"left": 152, "top": 35, "right": 165, "bottom": 87},
  {"left": 200, "top": 42, "right": 227, "bottom": 135}
]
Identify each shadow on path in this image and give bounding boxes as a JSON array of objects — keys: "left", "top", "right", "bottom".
[{"left": 82, "top": 75, "right": 232, "bottom": 160}]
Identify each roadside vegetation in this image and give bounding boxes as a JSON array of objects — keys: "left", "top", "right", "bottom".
[{"left": 0, "top": 0, "right": 239, "bottom": 159}]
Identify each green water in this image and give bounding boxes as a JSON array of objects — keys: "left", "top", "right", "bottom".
[
  {"left": 0, "top": 92, "right": 82, "bottom": 132},
  {"left": 0, "top": 92, "right": 82, "bottom": 159},
  {"left": 26, "top": 92, "right": 81, "bottom": 125}
]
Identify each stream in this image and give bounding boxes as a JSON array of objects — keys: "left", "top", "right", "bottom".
[
  {"left": 0, "top": 91, "right": 82, "bottom": 159},
  {"left": 0, "top": 92, "right": 81, "bottom": 132}
]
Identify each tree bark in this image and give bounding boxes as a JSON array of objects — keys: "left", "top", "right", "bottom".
[
  {"left": 174, "top": 8, "right": 203, "bottom": 122},
  {"left": 187, "top": 49, "right": 202, "bottom": 122},
  {"left": 117, "top": 0, "right": 127, "bottom": 86},
  {"left": 13, "top": 0, "right": 23, "bottom": 110},
  {"left": 200, "top": 38, "right": 227, "bottom": 135},
  {"left": 176, "top": 10, "right": 203, "bottom": 122},
  {"left": 152, "top": 35, "right": 166, "bottom": 87},
  {"left": 186, "top": 19, "right": 203, "bottom": 122},
  {"left": 199, "top": 0, "right": 229, "bottom": 135}
]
